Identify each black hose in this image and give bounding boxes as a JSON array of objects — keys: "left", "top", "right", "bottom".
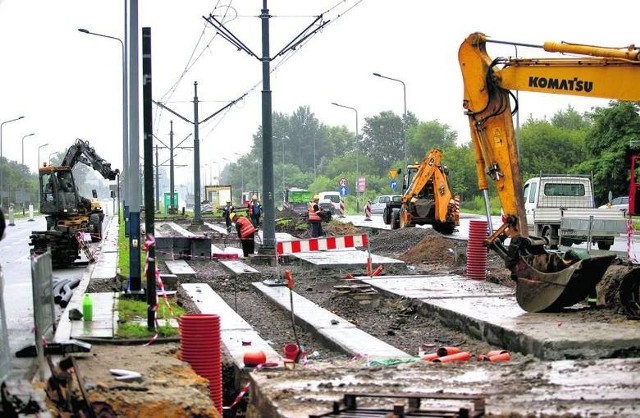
[
  {"left": 53, "top": 279, "right": 70, "bottom": 304},
  {"left": 59, "top": 284, "right": 73, "bottom": 308}
]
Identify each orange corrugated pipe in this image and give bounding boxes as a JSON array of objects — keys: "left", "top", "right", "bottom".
[
  {"left": 432, "top": 352, "right": 472, "bottom": 363},
  {"left": 489, "top": 352, "right": 511, "bottom": 362},
  {"left": 437, "top": 346, "right": 461, "bottom": 357}
]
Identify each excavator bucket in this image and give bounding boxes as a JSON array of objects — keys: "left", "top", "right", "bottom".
[{"left": 512, "top": 253, "right": 616, "bottom": 313}]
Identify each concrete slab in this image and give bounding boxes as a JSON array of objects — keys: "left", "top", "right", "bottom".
[
  {"left": 293, "top": 249, "right": 405, "bottom": 269},
  {"left": 218, "top": 260, "right": 260, "bottom": 275},
  {"left": 362, "top": 274, "right": 640, "bottom": 360},
  {"left": 182, "top": 283, "right": 281, "bottom": 365},
  {"left": 91, "top": 251, "right": 118, "bottom": 280},
  {"left": 204, "top": 222, "right": 229, "bottom": 236},
  {"left": 165, "top": 260, "right": 196, "bottom": 278},
  {"left": 254, "top": 282, "right": 412, "bottom": 360},
  {"left": 70, "top": 293, "right": 116, "bottom": 340}
]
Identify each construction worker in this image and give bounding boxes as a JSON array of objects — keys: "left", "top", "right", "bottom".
[
  {"left": 247, "top": 194, "right": 262, "bottom": 227},
  {"left": 221, "top": 201, "right": 235, "bottom": 232},
  {"left": 308, "top": 196, "right": 324, "bottom": 238},
  {"left": 230, "top": 212, "right": 256, "bottom": 258}
]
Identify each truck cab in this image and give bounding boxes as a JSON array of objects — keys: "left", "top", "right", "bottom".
[{"left": 523, "top": 175, "right": 624, "bottom": 250}]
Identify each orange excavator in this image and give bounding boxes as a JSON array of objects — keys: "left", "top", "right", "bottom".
[{"left": 458, "top": 32, "right": 640, "bottom": 312}]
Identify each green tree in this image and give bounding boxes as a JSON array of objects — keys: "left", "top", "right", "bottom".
[
  {"left": 518, "top": 118, "right": 588, "bottom": 180},
  {"left": 576, "top": 101, "right": 640, "bottom": 203},
  {"left": 361, "top": 111, "right": 404, "bottom": 175},
  {"left": 408, "top": 120, "right": 457, "bottom": 163}
]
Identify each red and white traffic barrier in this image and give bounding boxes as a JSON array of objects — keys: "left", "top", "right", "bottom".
[
  {"left": 364, "top": 200, "right": 372, "bottom": 221},
  {"left": 276, "top": 234, "right": 369, "bottom": 255},
  {"left": 339, "top": 200, "right": 345, "bottom": 218}
]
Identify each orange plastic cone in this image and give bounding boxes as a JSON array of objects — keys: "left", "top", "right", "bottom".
[{"left": 486, "top": 350, "right": 509, "bottom": 357}]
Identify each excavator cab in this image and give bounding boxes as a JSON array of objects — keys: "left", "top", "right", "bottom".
[{"left": 39, "top": 168, "right": 80, "bottom": 217}]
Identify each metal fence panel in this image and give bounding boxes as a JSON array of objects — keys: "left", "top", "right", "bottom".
[
  {"left": 30, "top": 251, "right": 55, "bottom": 380},
  {"left": 0, "top": 267, "right": 10, "bottom": 381}
]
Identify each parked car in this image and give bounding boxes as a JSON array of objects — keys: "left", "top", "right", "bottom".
[
  {"left": 370, "top": 195, "right": 402, "bottom": 214},
  {"left": 318, "top": 191, "right": 342, "bottom": 212},
  {"left": 598, "top": 196, "right": 629, "bottom": 212},
  {"left": 317, "top": 199, "right": 334, "bottom": 221}
]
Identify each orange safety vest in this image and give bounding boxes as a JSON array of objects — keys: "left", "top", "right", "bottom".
[
  {"left": 236, "top": 217, "right": 256, "bottom": 238},
  {"left": 308, "top": 208, "right": 322, "bottom": 222}
]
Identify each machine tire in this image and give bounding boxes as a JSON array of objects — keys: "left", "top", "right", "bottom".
[
  {"left": 597, "top": 241, "right": 612, "bottom": 251},
  {"left": 392, "top": 211, "right": 400, "bottom": 230},
  {"left": 433, "top": 222, "right": 455, "bottom": 235},
  {"left": 89, "top": 213, "right": 102, "bottom": 242}
]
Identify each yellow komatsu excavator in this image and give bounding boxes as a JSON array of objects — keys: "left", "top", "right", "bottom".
[{"left": 458, "top": 32, "right": 640, "bottom": 312}]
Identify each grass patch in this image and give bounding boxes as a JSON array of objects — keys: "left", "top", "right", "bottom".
[{"left": 116, "top": 297, "right": 185, "bottom": 339}]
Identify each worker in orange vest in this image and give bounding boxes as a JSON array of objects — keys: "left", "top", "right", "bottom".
[
  {"left": 230, "top": 212, "right": 257, "bottom": 258},
  {"left": 308, "top": 196, "right": 325, "bottom": 237}
]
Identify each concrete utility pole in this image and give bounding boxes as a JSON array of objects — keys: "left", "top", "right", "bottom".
[
  {"left": 154, "top": 88, "right": 245, "bottom": 224},
  {"left": 142, "top": 26, "right": 156, "bottom": 329},
  {"left": 204, "top": 0, "right": 329, "bottom": 253},
  {"left": 127, "top": 0, "right": 142, "bottom": 293}
]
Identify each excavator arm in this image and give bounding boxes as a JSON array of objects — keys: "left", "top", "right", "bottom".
[
  {"left": 458, "top": 33, "right": 640, "bottom": 312},
  {"left": 61, "top": 139, "right": 120, "bottom": 181}
]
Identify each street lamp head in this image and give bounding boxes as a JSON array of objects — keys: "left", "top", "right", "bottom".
[
  {"left": 373, "top": 72, "right": 381, "bottom": 77},
  {"left": 78, "top": 28, "right": 90, "bottom": 34},
  {"left": 23, "top": 133, "right": 35, "bottom": 139}
]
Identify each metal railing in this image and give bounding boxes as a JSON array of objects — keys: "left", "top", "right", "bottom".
[
  {"left": 0, "top": 267, "right": 10, "bottom": 381},
  {"left": 30, "top": 251, "right": 55, "bottom": 380}
]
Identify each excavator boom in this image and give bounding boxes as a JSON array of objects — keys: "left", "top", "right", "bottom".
[{"left": 458, "top": 32, "right": 640, "bottom": 312}]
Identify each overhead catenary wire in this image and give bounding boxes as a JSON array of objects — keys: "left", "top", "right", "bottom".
[{"left": 153, "top": 1, "right": 363, "bottom": 148}]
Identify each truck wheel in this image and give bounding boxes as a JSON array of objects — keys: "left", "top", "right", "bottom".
[
  {"left": 597, "top": 241, "right": 612, "bottom": 251},
  {"left": 542, "top": 226, "right": 558, "bottom": 250}
]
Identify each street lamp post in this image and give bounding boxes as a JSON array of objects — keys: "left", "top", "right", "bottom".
[
  {"left": 234, "top": 152, "right": 244, "bottom": 198},
  {"left": 21, "top": 133, "right": 35, "bottom": 168},
  {"left": 373, "top": 72, "right": 407, "bottom": 168},
  {"left": 78, "top": 28, "right": 128, "bottom": 210},
  {"left": 331, "top": 102, "right": 359, "bottom": 212},
  {"left": 21, "top": 133, "right": 35, "bottom": 213},
  {"left": 37, "top": 144, "right": 49, "bottom": 171},
  {"left": 1, "top": 115, "right": 25, "bottom": 207}
]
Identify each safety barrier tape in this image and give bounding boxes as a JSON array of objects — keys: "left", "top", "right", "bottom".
[
  {"left": 276, "top": 234, "right": 369, "bottom": 255},
  {"left": 223, "top": 361, "right": 279, "bottom": 411},
  {"left": 142, "top": 234, "right": 176, "bottom": 346}
]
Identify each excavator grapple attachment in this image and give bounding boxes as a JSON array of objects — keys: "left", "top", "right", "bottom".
[{"left": 512, "top": 253, "right": 616, "bottom": 313}]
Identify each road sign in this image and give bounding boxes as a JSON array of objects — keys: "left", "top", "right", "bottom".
[
  {"left": 339, "top": 185, "right": 350, "bottom": 196},
  {"left": 390, "top": 180, "right": 398, "bottom": 190},
  {"left": 357, "top": 177, "right": 366, "bottom": 193},
  {"left": 339, "top": 177, "right": 348, "bottom": 187}
]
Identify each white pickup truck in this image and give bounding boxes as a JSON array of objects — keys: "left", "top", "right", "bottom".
[{"left": 523, "top": 175, "right": 627, "bottom": 250}]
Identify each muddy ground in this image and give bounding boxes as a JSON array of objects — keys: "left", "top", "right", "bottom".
[{"left": 56, "top": 213, "right": 635, "bottom": 417}]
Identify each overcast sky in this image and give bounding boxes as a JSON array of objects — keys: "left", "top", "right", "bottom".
[{"left": 0, "top": 0, "right": 634, "bottom": 186}]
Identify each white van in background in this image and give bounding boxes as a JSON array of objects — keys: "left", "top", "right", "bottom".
[{"left": 318, "top": 191, "right": 341, "bottom": 213}]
